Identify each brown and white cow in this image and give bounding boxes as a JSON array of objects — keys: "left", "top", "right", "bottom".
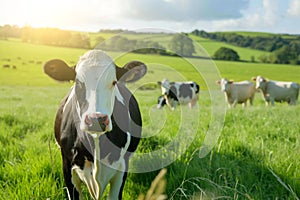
[
  {"left": 44, "top": 50, "right": 147, "bottom": 200},
  {"left": 216, "top": 78, "right": 256, "bottom": 108},
  {"left": 157, "top": 79, "right": 199, "bottom": 110},
  {"left": 252, "top": 75, "right": 299, "bottom": 106}
]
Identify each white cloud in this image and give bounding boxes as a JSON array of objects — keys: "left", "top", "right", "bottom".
[
  {"left": 207, "top": 0, "right": 283, "bottom": 32},
  {"left": 119, "top": 0, "right": 249, "bottom": 21},
  {"left": 262, "top": 0, "right": 280, "bottom": 26},
  {"left": 1, "top": 0, "right": 299, "bottom": 34},
  {"left": 287, "top": 0, "right": 300, "bottom": 17}
]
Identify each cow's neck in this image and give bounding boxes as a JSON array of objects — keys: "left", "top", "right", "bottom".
[
  {"left": 225, "top": 89, "right": 232, "bottom": 99},
  {"left": 89, "top": 135, "right": 102, "bottom": 199},
  {"left": 261, "top": 82, "right": 269, "bottom": 96}
]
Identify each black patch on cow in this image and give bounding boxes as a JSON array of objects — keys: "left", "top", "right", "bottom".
[
  {"left": 167, "top": 85, "right": 178, "bottom": 101},
  {"left": 193, "top": 83, "right": 200, "bottom": 94},
  {"left": 74, "top": 79, "right": 88, "bottom": 116},
  {"left": 179, "top": 84, "right": 193, "bottom": 98}
]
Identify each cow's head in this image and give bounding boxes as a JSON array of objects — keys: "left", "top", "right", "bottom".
[
  {"left": 252, "top": 75, "right": 266, "bottom": 89},
  {"left": 157, "top": 95, "right": 166, "bottom": 109},
  {"left": 216, "top": 78, "right": 233, "bottom": 92},
  {"left": 44, "top": 50, "right": 147, "bottom": 135},
  {"left": 157, "top": 79, "right": 171, "bottom": 95}
]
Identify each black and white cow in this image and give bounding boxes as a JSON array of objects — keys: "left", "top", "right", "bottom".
[
  {"left": 44, "top": 50, "right": 147, "bottom": 200},
  {"left": 157, "top": 79, "right": 199, "bottom": 110}
]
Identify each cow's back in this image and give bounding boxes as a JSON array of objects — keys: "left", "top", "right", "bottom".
[
  {"left": 230, "top": 81, "right": 255, "bottom": 102},
  {"left": 266, "top": 81, "right": 299, "bottom": 101}
]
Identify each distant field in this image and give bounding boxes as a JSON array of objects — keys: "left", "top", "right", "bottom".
[
  {"left": 190, "top": 34, "right": 269, "bottom": 62},
  {"left": 88, "top": 31, "right": 267, "bottom": 62},
  {"left": 1, "top": 39, "right": 299, "bottom": 87},
  {"left": 0, "top": 39, "right": 300, "bottom": 199},
  {"left": 215, "top": 31, "right": 277, "bottom": 37}
]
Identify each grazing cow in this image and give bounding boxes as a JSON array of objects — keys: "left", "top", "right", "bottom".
[
  {"left": 157, "top": 79, "right": 199, "bottom": 110},
  {"left": 216, "top": 78, "right": 256, "bottom": 108},
  {"left": 252, "top": 75, "right": 299, "bottom": 106},
  {"left": 44, "top": 50, "right": 147, "bottom": 200}
]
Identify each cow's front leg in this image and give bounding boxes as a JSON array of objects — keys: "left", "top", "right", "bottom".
[
  {"left": 108, "top": 171, "right": 126, "bottom": 200},
  {"left": 172, "top": 100, "right": 178, "bottom": 110},
  {"left": 61, "top": 150, "right": 80, "bottom": 200},
  {"left": 71, "top": 167, "right": 84, "bottom": 200},
  {"left": 72, "top": 161, "right": 101, "bottom": 200},
  {"left": 249, "top": 95, "right": 255, "bottom": 106},
  {"left": 232, "top": 99, "right": 238, "bottom": 108},
  {"left": 270, "top": 98, "right": 275, "bottom": 106}
]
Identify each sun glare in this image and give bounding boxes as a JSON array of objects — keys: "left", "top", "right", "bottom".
[{"left": 1, "top": 0, "right": 124, "bottom": 30}]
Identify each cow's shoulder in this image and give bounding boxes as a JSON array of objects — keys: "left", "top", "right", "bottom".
[
  {"left": 54, "top": 88, "right": 74, "bottom": 146},
  {"left": 168, "top": 85, "right": 178, "bottom": 101}
]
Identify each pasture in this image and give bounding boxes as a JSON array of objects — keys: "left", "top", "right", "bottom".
[{"left": 0, "top": 39, "right": 300, "bottom": 199}]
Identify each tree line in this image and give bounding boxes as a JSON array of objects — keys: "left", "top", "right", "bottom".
[
  {"left": 3, "top": 25, "right": 298, "bottom": 64},
  {"left": 0, "top": 25, "right": 196, "bottom": 57},
  {"left": 0, "top": 25, "right": 170, "bottom": 55},
  {"left": 192, "top": 29, "right": 300, "bottom": 65},
  {"left": 0, "top": 25, "right": 91, "bottom": 49},
  {"left": 96, "top": 35, "right": 169, "bottom": 55}
]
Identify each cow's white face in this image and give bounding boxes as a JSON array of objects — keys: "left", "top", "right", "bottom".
[
  {"left": 255, "top": 76, "right": 265, "bottom": 89},
  {"left": 160, "top": 79, "right": 170, "bottom": 95},
  {"left": 220, "top": 78, "right": 230, "bottom": 92},
  {"left": 74, "top": 50, "right": 120, "bottom": 134}
]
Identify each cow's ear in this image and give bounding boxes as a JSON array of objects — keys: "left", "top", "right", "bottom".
[
  {"left": 44, "top": 59, "right": 76, "bottom": 82},
  {"left": 216, "top": 80, "right": 221, "bottom": 85},
  {"left": 229, "top": 80, "right": 234, "bottom": 84},
  {"left": 252, "top": 77, "right": 257, "bottom": 81},
  {"left": 117, "top": 61, "right": 147, "bottom": 83}
]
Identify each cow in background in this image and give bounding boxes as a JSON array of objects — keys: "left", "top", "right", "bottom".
[
  {"left": 252, "top": 75, "right": 299, "bottom": 106},
  {"left": 157, "top": 79, "right": 199, "bottom": 110},
  {"left": 216, "top": 78, "right": 256, "bottom": 108}
]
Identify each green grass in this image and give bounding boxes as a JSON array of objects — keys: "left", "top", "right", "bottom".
[
  {"left": 213, "top": 60, "right": 300, "bottom": 83},
  {"left": 0, "top": 39, "right": 300, "bottom": 199}
]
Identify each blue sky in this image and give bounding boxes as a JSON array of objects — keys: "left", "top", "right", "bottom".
[{"left": 1, "top": 0, "right": 300, "bottom": 34}]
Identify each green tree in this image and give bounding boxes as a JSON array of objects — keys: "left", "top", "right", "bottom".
[
  {"left": 169, "top": 34, "right": 195, "bottom": 57},
  {"left": 213, "top": 47, "right": 240, "bottom": 61}
]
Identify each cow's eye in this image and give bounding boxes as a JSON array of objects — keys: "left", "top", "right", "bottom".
[{"left": 112, "top": 80, "right": 117, "bottom": 86}]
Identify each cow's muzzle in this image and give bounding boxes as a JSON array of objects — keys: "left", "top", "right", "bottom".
[{"left": 84, "top": 113, "right": 109, "bottom": 133}]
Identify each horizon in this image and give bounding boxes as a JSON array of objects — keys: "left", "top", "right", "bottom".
[
  {"left": 1, "top": 23, "right": 299, "bottom": 36},
  {"left": 1, "top": 0, "right": 300, "bottom": 35}
]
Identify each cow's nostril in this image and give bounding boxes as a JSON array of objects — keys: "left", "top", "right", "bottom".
[
  {"left": 85, "top": 115, "right": 93, "bottom": 126},
  {"left": 85, "top": 113, "right": 109, "bottom": 132},
  {"left": 97, "top": 114, "right": 108, "bottom": 125},
  {"left": 102, "top": 115, "right": 109, "bottom": 126}
]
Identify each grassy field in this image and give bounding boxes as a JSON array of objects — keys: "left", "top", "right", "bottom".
[{"left": 0, "top": 39, "right": 300, "bottom": 199}]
